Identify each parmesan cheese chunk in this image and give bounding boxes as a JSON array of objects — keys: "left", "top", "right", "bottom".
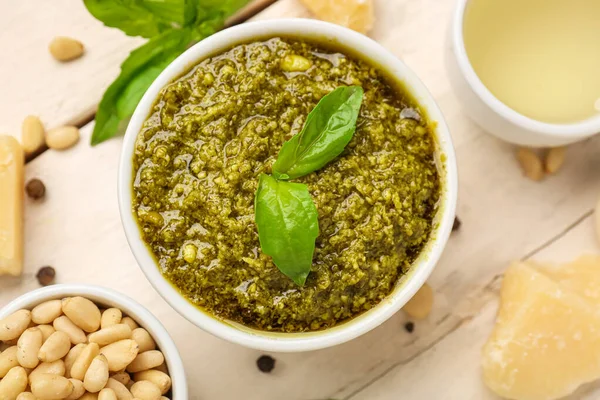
[{"left": 482, "top": 260, "right": 600, "bottom": 400}]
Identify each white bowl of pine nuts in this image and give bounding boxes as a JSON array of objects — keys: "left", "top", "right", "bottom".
[{"left": 0, "top": 284, "right": 186, "bottom": 400}]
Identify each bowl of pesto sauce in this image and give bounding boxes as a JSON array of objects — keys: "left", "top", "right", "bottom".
[{"left": 118, "top": 18, "right": 457, "bottom": 352}]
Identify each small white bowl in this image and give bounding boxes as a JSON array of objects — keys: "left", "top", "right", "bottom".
[
  {"left": 118, "top": 18, "right": 458, "bottom": 352},
  {"left": 0, "top": 284, "right": 187, "bottom": 399},
  {"left": 447, "top": 0, "right": 600, "bottom": 147}
]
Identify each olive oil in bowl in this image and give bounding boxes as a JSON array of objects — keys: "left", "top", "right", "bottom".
[{"left": 463, "top": 0, "right": 600, "bottom": 124}]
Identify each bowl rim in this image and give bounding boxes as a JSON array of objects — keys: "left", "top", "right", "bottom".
[
  {"left": 117, "top": 18, "right": 458, "bottom": 352},
  {"left": 0, "top": 284, "right": 187, "bottom": 399},
  {"left": 451, "top": 0, "right": 600, "bottom": 139}
]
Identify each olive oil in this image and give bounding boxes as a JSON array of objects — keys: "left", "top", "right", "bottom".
[{"left": 463, "top": 0, "right": 600, "bottom": 124}]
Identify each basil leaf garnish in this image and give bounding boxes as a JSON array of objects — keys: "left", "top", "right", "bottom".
[
  {"left": 272, "top": 86, "right": 364, "bottom": 180},
  {"left": 83, "top": 0, "right": 188, "bottom": 38},
  {"left": 255, "top": 174, "right": 319, "bottom": 286},
  {"left": 255, "top": 85, "right": 364, "bottom": 285},
  {"left": 85, "top": 0, "right": 251, "bottom": 145},
  {"left": 91, "top": 28, "right": 195, "bottom": 146}
]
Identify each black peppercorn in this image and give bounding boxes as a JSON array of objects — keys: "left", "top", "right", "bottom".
[
  {"left": 452, "top": 216, "right": 461, "bottom": 231},
  {"left": 404, "top": 321, "right": 415, "bottom": 333},
  {"left": 36, "top": 266, "right": 55, "bottom": 286},
  {"left": 26, "top": 178, "right": 46, "bottom": 200},
  {"left": 256, "top": 355, "right": 275, "bottom": 373}
]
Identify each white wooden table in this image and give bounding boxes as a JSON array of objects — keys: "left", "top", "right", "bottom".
[{"left": 1, "top": 1, "right": 599, "bottom": 399}]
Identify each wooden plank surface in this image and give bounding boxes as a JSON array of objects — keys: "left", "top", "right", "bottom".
[
  {"left": 0, "top": 0, "right": 143, "bottom": 137},
  {"left": 2, "top": 0, "right": 600, "bottom": 399}
]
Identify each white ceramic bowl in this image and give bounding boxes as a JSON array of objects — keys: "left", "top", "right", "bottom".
[
  {"left": 0, "top": 284, "right": 187, "bottom": 399},
  {"left": 118, "top": 18, "right": 458, "bottom": 352},
  {"left": 447, "top": 0, "right": 600, "bottom": 147}
]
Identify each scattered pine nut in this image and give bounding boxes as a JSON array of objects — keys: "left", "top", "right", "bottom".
[
  {"left": 49, "top": 36, "right": 84, "bottom": 61},
  {"left": 45, "top": 126, "right": 80, "bottom": 150},
  {"left": 21, "top": 115, "right": 46, "bottom": 154},
  {"left": 403, "top": 283, "right": 434, "bottom": 319},
  {"left": 516, "top": 147, "right": 544, "bottom": 181},
  {"left": 545, "top": 146, "right": 566, "bottom": 174}
]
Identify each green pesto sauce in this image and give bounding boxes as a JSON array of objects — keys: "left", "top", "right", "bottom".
[{"left": 132, "top": 37, "right": 440, "bottom": 332}]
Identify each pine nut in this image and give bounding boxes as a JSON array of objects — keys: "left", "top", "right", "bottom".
[
  {"left": 38, "top": 325, "right": 56, "bottom": 343},
  {"left": 66, "top": 378, "right": 85, "bottom": 400},
  {"left": 130, "top": 380, "right": 161, "bottom": 400},
  {"left": 106, "top": 377, "right": 134, "bottom": 400},
  {"left": 133, "top": 370, "right": 171, "bottom": 395},
  {"left": 101, "top": 309, "right": 122, "bottom": 329},
  {"left": 49, "top": 37, "right": 84, "bottom": 62},
  {"left": 31, "top": 300, "right": 63, "bottom": 325},
  {"left": 131, "top": 328, "right": 155, "bottom": 353},
  {"left": 99, "top": 388, "right": 118, "bottom": 400},
  {"left": 16, "top": 392, "right": 37, "bottom": 400},
  {"left": 126, "top": 351, "right": 164, "bottom": 373},
  {"left": 545, "top": 146, "right": 566, "bottom": 174},
  {"left": 0, "top": 366, "right": 28, "bottom": 398},
  {"left": 17, "top": 327, "right": 43, "bottom": 368},
  {"left": 46, "top": 126, "right": 80, "bottom": 150},
  {"left": 21, "top": 115, "right": 46, "bottom": 155},
  {"left": 38, "top": 330, "right": 71, "bottom": 362},
  {"left": 62, "top": 297, "right": 101, "bottom": 333},
  {"left": 31, "top": 373, "right": 74, "bottom": 399},
  {"left": 80, "top": 393, "right": 100, "bottom": 400},
  {"left": 29, "top": 359, "right": 66, "bottom": 383},
  {"left": 84, "top": 354, "right": 109, "bottom": 393},
  {"left": 0, "top": 345, "right": 19, "bottom": 378},
  {"left": 110, "top": 371, "right": 130, "bottom": 385},
  {"left": 100, "top": 340, "right": 139, "bottom": 372},
  {"left": 516, "top": 147, "right": 544, "bottom": 181},
  {"left": 53, "top": 316, "right": 87, "bottom": 345},
  {"left": 70, "top": 342, "right": 100, "bottom": 381},
  {"left": 89, "top": 324, "right": 132, "bottom": 346},
  {"left": 120, "top": 318, "right": 138, "bottom": 331},
  {"left": 0, "top": 310, "right": 32, "bottom": 341},
  {"left": 403, "top": 283, "right": 434, "bottom": 319},
  {"left": 64, "top": 343, "right": 85, "bottom": 379}
]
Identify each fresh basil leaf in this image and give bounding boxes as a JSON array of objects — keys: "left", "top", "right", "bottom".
[
  {"left": 273, "top": 86, "right": 364, "bottom": 180},
  {"left": 190, "top": 0, "right": 249, "bottom": 22},
  {"left": 255, "top": 174, "right": 319, "bottom": 286},
  {"left": 83, "top": 0, "right": 187, "bottom": 38},
  {"left": 91, "top": 28, "right": 194, "bottom": 146}
]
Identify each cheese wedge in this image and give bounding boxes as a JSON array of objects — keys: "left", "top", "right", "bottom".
[
  {"left": 482, "top": 262, "right": 600, "bottom": 400},
  {"left": 529, "top": 255, "right": 600, "bottom": 306},
  {"left": 300, "top": 0, "right": 374, "bottom": 34},
  {"left": 0, "top": 135, "right": 24, "bottom": 276}
]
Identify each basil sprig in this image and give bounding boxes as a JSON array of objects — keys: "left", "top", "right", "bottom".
[
  {"left": 255, "top": 175, "right": 319, "bottom": 286},
  {"left": 84, "top": 0, "right": 249, "bottom": 145},
  {"left": 273, "top": 86, "right": 364, "bottom": 180},
  {"left": 255, "top": 86, "right": 364, "bottom": 285}
]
